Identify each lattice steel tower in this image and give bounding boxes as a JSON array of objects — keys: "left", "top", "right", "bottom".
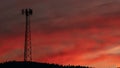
[{"left": 22, "top": 8, "right": 33, "bottom": 62}]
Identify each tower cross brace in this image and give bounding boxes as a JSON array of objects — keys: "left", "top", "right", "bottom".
[{"left": 22, "top": 8, "right": 33, "bottom": 62}]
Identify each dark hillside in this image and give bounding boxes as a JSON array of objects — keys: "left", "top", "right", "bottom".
[{"left": 0, "top": 61, "right": 92, "bottom": 68}]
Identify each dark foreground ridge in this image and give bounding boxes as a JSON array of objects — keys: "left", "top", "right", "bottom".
[{"left": 0, "top": 61, "right": 92, "bottom": 68}]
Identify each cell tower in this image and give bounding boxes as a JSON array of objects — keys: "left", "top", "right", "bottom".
[{"left": 22, "top": 8, "right": 33, "bottom": 62}]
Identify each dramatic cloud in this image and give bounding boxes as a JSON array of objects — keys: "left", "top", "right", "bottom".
[{"left": 0, "top": 0, "right": 120, "bottom": 68}]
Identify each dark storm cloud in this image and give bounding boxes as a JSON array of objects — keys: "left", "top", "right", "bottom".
[
  {"left": 0, "top": 0, "right": 120, "bottom": 35},
  {"left": 30, "top": 0, "right": 120, "bottom": 33}
]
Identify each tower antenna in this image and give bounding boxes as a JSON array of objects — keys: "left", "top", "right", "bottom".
[{"left": 22, "top": 8, "right": 33, "bottom": 62}]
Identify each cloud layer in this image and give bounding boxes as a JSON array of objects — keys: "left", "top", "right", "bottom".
[{"left": 0, "top": 0, "right": 120, "bottom": 68}]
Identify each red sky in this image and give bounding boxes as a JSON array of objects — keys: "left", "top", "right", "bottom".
[{"left": 0, "top": 0, "right": 120, "bottom": 68}]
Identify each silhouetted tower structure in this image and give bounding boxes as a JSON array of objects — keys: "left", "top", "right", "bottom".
[{"left": 22, "top": 8, "right": 33, "bottom": 62}]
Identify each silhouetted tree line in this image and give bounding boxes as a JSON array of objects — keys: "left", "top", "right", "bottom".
[{"left": 0, "top": 61, "right": 93, "bottom": 68}]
